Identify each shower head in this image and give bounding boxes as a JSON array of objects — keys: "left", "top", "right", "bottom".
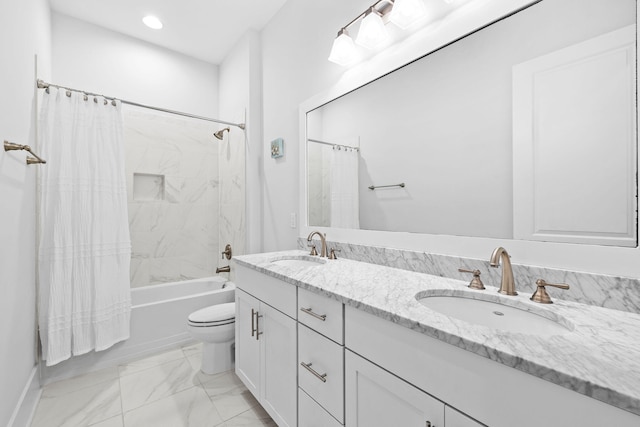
[{"left": 214, "top": 127, "right": 230, "bottom": 140}]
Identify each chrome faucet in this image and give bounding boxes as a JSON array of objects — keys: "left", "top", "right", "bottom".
[
  {"left": 307, "top": 231, "right": 327, "bottom": 258},
  {"left": 489, "top": 247, "right": 517, "bottom": 295}
]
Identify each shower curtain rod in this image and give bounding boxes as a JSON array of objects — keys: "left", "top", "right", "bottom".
[
  {"left": 308, "top": 138, "right": 359, "bottom": 151},
  {"left": 36, "top": 79, "right": 246, "bottom": 130}
]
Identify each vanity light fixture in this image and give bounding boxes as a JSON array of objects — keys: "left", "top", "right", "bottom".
[
  {"left": 328, "top": 0, "right": 429, "bottom": 66},
  {"left": 389, "top": 0, "right": 428, "bottom": 29},
  {"left": 356, "top": 7, "right": 389, "bottom": 49},
  {"left": 142, "top": 15, "right": 163, "bottom": 30},
  {"left": 328, "top": 28, "right": 359, "bottom": 66}
]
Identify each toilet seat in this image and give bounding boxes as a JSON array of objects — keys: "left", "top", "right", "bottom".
[{"left": 188, "top": 302, "right": 235, "bottom": 327}]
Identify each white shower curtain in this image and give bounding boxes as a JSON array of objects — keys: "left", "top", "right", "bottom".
[
  {"left": 330, "top": 147, "right": 360, "bottom": 229},
  {"left": 38, "top": 88, "right": 132, "bottom": 366}
]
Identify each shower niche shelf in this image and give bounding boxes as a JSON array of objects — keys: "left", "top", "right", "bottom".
[{"left": 133, "top": 173, "right": 165, "bottom": 201}]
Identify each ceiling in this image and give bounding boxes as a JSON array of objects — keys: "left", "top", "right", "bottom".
[{"left": 49, "top": 0, "right": 289, "bottom": 64}]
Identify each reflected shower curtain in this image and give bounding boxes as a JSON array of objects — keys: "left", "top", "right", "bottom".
[
  {"left": 38, "top": 88, "right": 131, "bottom": 366},
  {"left": 330, "top": 147, "right": 360, "bottom": 229}
]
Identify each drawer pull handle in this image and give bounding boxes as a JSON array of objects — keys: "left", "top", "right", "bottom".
[
  {"left": 251, "top": 308, "right": 256, "bottom": 337},
  {"left": 251, "top": 308, "right": 262, "bottom": 340},
  {"left": 300, "top": 307, "right": 327, "bottom": 321},
  {"left": 300, "top": 362, "right": 327, "bottom": 383},
  {"left": 255, "top": 310, "right": 263, "bottom": 341}
]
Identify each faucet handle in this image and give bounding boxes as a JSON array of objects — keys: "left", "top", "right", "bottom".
[
  {"left": 308, "top": 244, "right": 318, "bottom": 256},
  {"left": 530, "top": 279, "right": 570, "bottom": 304},
  {"left": 458, "top": 268, "right": 485, "bottom": 290},
  {"left": 328, "top": 248, "right": 341, "bottom": 260}
]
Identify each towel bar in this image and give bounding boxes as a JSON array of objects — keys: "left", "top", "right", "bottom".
[
  {"left": 368, "top": 182, "right": 405, "bottom": 190},
  {"left": 3, "top": 140, "right": 46, "bottom": 165}
]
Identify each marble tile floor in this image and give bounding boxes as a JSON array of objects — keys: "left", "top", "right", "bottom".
[{"left": 30, "top": 344, "right": 276, "bottom": 427}]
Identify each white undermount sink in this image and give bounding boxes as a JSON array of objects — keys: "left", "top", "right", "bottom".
[
  {"left": 269, "top": 255, "right": 327, "bottom": 269},
  {"left": 416, "top": 290, "right": 573, "bottom": 335}
]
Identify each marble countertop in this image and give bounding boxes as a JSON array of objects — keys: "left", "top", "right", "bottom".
[{"left": 234, "top": 250, "right": 640, "bottom": 416}]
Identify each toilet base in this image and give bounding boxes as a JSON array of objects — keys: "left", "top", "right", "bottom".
[{"left": 201, "top": 340, "right": 234, "bottom": 375}]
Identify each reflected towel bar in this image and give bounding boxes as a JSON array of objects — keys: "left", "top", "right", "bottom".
[
  {"left": 3, "top": 140, "right": 46, "bottom": 165},
  {"left": 308, "top": 138, "right": 360, "bottom": 152},
  {"left": 368, "top": 182, "right": 405, "bottom": 190}
]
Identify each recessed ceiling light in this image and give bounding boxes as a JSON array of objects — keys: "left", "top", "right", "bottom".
[{"left": 142, "top": 15, "right": 163, "bottom": 30}]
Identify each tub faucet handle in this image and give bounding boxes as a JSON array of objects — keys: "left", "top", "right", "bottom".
[{"left": 221, "top": 244, "right": 232, "bottom": 260}]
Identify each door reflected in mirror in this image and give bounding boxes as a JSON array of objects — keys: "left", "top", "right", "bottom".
[{"left": 306, "top": 0, "right": 637, "bottom": 247}]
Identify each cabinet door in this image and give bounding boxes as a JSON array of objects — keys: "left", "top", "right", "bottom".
[
  {"left": 346, "top": 350, "right": 444, "bottom": 427},
  {"left": 235, "top": 289, "right": 260, "bottom": 397},
  {"left": 445, "top": 406, "right": 485, "bottom": 427},
  {"left": 260, "top": 302, "right": 297, "bottom": 427}
]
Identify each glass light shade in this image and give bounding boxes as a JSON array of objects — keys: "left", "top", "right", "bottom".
[
  {"left": 389, "top": 0, "right": 427, "bottom": 29},
  {"left": 328, "top": 30, "right": 358, "bottom": 66},
  {"left": 355, "top": 9, "right": 389, "bottom": 49},
  {"left": 142, "top": 15, "right": 163, "bottom": 29}
]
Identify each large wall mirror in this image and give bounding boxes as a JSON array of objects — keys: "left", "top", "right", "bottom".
[{"left": 306, "top": 0, "right": 637, "bottom": 248}]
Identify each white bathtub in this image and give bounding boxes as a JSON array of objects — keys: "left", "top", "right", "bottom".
[
  {"left": 129, "top": 276, "right": 235, "bottom": 349},
  {"left": 41, "top": 276, "right": 235, "bottom": 384}
]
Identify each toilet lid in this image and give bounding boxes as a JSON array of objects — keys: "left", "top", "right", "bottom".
[{"left": 188, "top": 302, "right": 235, "bottom": 324}]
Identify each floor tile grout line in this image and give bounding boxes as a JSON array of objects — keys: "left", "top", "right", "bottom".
[
  {"left": 121, "top": 383, "right": 200, "bottom": 417},
  {"left": 117, "top": 348, "right": 189, "bottom": 379},
  {"left": 32, "top": 345, "right": 276, "bottom": 427},
  {"left": 118, "top": 370, "right": 125, "bottom": 427},
  {"left": 199, "top": 372, "right": 227, "bottom": 423},
  {"left": 41, "top": 369, "right": 121, "bottom": 399},
  {"left": 119, "top": 353, "right": 197, "bottom": 414}
]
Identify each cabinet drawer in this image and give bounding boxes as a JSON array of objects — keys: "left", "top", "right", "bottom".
[
  {"left": 299, "top": 388, "right": 343, "bottom": 427},
  {"left": 235, "top": 264, "right": 297, "bottom": 318},
  {"left": 445, "top": 406, "right": 486, "bottom": 427},
  {"left": 298, "top": 324, "right": 344, "bottom": 423},
  {"left": 298, "top": 287, "right": 343, "bottom": 344}
]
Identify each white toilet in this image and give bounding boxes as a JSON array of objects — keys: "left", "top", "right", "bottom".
[{"left": 187, "top": 302, "right": 236, "bottom": 375}]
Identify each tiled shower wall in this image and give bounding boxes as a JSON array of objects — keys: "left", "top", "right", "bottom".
[{"left": 124, "top": 107, "right": 220, "bottom": 287}]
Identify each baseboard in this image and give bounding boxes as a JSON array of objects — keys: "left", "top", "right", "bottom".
[
  {"left": 8, "top": 366, "right": 42, "bottom": 427},
  {"left": 40, "top": 333, "right": 196, "bottom": 386}
]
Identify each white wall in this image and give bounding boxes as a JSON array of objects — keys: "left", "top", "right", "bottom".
[
  {"left": 51, "top": 13, "right": 218, "bottom": 118},
  {"left": 218, "top": 31, "right": 263, "bottom": 259},
  {"left": 261, "top": 0, "right": 363, "bottom": 251},
  {"left": 0, "top": 0, "right": 51, "bottom": 425}
]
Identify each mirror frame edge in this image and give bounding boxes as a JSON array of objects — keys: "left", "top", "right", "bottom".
[{"left": 299, "top": 0, "right": 640, "bottom": 278}]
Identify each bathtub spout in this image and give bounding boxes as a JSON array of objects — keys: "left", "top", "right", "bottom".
[{"left": 216, "top": 266, "right": 231, "bottom": 274}]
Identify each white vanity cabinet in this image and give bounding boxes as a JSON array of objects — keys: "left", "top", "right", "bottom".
[
  {"left": 235, "top": 262, "right": 639, "bottom": 427},
  {"left": 297, "top": 287, "right": 345, "bottom": 426},
  {"left": 444, "top": 407, "right": 485, "bottom": 427},
  {"left": 345, "top": 305, "right": 640, "bottom": 427},
  {"left": 235, "top": 266, "right": 297, "bottom": 427},
  {"left": 345, "top": 350, "right": 445, "bottom": 427},
  {"left": 299, "top": 388, "right": 343, "bottom": 427}
]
